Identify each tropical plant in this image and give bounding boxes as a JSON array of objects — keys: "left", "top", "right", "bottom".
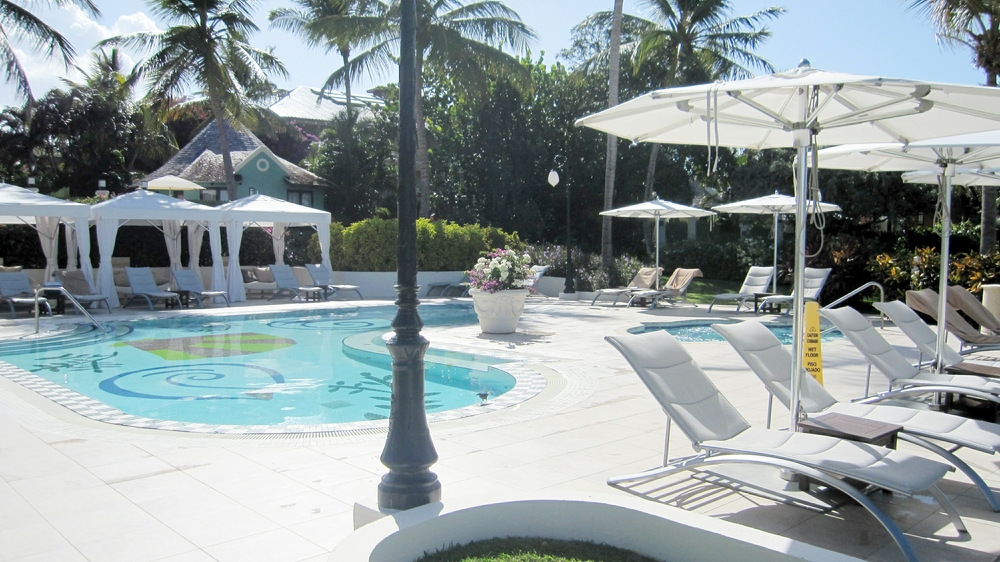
[
  {"left": 268, "top": 0, "right": 387, "bottom": 119},
  {"left": 0, "top": 0, "right": 99, "bottom": 105},
  {"left": 909, "top": 0, "right": 1000, "bottom": 253},
  {"left": 100, "top": 0, "right": 287, "bottom": 201},
  {"left": 467, "top": 247, "right": 532, "bottom": 292},
  {"left": 325, "top": 0, "right": 536, "bottom": 217}
]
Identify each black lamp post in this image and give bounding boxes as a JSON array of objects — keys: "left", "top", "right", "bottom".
[
  {"left": 548, "top": 155, "right": 574, "bottom": 294},
  {"left": 378, "top": 0, "right": 441, "bottom": 511}
]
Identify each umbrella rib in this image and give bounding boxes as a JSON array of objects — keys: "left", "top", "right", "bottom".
[
  {"left": 929, "top": 100, "right": 1000, "bottom": 123},
  {"left": 727, "top": 91, "right": 797, "bottom": 129},
  {"left": 825, "top": 95, "right": 915, "bottom": 142}
]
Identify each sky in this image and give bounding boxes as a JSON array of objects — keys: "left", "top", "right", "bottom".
[{"left": 1, "top": 0, "right": 987, "bottom": 108}]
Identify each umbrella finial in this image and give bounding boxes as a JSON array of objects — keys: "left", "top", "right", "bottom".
[{"left": 798, "top": 59, "right": 811, "bottom": 68}]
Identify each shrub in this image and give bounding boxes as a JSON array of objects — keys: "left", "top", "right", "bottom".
[{"left": 307, "top": 218, "right": 523, "bottom": 272}]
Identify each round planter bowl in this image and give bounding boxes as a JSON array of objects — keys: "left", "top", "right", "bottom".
[
  {"left": 329, "top": 493, "right": 855, "bottom": 562},
  {"left": 468, "top": 288, "right": 529, "bottom": 334}
]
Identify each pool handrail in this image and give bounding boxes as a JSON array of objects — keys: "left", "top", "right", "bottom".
[{"left": 33, "top": 286, "right": 109, "bottom": 337}]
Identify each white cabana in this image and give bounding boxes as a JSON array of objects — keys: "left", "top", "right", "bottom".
[
  {"left": 0, "top": 184, "right": 95, "bottom": 288},
  {"left": 218, "top": 194, "right": 332, "bottom": 303},
  {"left": 90, "top": 190, "right": 224, "bottom": 307}
]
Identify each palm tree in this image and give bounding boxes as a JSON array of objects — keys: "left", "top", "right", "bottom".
[
  {"left": 628, "top": 0, "right": 781, "bottom": 251},
  {"left": 100, "top": 0, "right": 286, "bottom": 201},
  {"left": 326, "top": 0, "right": 535, "bottom": 217},
  {"left": 268, "top": 0, "right": 387, "bottom": 120},
  {"left": 0, "top": 0, "right": 99, "bottom": 106},
  {"left": 909, "top": 0, "right": 1000, "bottom": 253},
  {"left": 601, "top": 0, "right": 624, "bottom": 271}
]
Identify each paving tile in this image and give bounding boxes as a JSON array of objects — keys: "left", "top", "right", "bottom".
[
  {"left": 203, "top": 528, "right": 326, "bottom": 562},
  {"left": 0, "top": 522, "right": 72, "bottom": 562},
  {"left": 247, "top": 489, "right": 351, "bottom": 527},
  {"left": 158, "top": 504, "right": 281, "bottom": 548},
  {"left": 73, "top": 524, "right": 196, "bottom": 562},
  {"left": 7, "top": 546, "right": 88, "bottom": 562},
  {"left": 48, "top": 503, "right": 162, "bottom": 545}
]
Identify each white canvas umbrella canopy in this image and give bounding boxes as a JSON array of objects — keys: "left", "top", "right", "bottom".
[
  {"left": 902, "top": 167, "right": 1000, "bottom": 186},
  {"left": 577, "top": 62, "right": 1000, "bottom": 449},
  {"left": 713, "top": 192, "right": 841, "bottom": 292},
  {"left": 818, "top": 130, "right": 1000, "bottom": 373},
  {"left": 600, "top": 198, "right": 715, "bottom": 289},
  {"left": 0, "top": 184, "right": 94, "bottom": 287},
  {"left": 218, "top": 194, "right": 332, "bottom": 303},
  {"left": 90, "top": 190, "right": 224, "bottom": 307},
  {"left": 143, "top": 175, "right": 205, "bottom": 191}
]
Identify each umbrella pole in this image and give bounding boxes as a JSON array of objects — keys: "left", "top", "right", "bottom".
[
  {"left": 935, "top": 166, "right": 954, "bottom": 375},
  {"left": 772, "top": 212, "right": 779, "bottom": 293},
  {"left": 789, "top": 143, "right": 809, "bottom": 432},
  {"left": 655, "top": 214, "right": 660, "bottom": 290}
]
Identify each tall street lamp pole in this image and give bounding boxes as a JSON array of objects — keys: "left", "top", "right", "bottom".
[
  {"left": 548, "top": 155, "right": 574, "bottom": 294},
  {"left": 378, "top": 0, "right": 441, "bottom": 511}
]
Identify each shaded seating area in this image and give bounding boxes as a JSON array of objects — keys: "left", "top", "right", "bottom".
[
  {"left": 304, "top": 264, "right": 362, "bottom": 300},
  {"left": 907, "top": 288, "right": 1000, "bottom": 354},
  {"left": 757, "top": 267, "right": 831, "bottom": 314},
  {"left": 270, "top": 264, "right": 325, "bottom": 302},
  {"left": 713, "top": 319, "right": 1000, "bottom": 512},
  {"left": 626, "top": 267, "right": 702, "bottom": 308},
  {"left": 54, "top": 270, "right": 111, "bottom": 313},
  {"left": 604, "top": 329, "right": 964, "bottom": 562},
  {"left": 171, "top": 268, "right": 230, "bottom": 308},
  {"left": 122, "top": 267, "right": 183, "bottom": 310},
  {"left": 707, "top": 266, "right": 775, "bottom": 313},
  {"left": 590, "top": 267, "right": 662, "bottom": 306},
  {"left": 0, "top": 271, "right": 51, "bottom": 318}
]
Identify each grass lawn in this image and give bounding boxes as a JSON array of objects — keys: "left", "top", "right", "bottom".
[
  {"left": 685, "top": 278, "right": 746, "bottom": 304},
  {"left": 415, "top": 538, "right": 659, "bottom": 562}
]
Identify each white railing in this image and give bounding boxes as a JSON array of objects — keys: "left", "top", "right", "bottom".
[{"left": 34, "top": 287, "right": 109, "bottom": 337}]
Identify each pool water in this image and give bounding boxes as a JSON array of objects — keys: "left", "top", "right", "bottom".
[
  {"left": 0, "top": 304, "right": 517, "bottom": 426},
  {"left": 630, "top": 320, "right": 843, "bottom": 344}
]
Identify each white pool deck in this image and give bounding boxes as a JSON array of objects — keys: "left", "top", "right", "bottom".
[{"left": 1, "top": 296, "right": 999, "bottom": 562}]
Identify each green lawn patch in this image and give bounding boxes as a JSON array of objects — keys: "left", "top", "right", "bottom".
[
  {"left": 416, "top": 538, "right": 659, "bottom": 562},
  {"left": 684, "top": 278, "right": 744, "bottom": 304}
]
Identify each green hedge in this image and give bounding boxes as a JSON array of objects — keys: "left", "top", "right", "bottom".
[{"left": 307, "top": 218, "right": 523, "bottom": 272}]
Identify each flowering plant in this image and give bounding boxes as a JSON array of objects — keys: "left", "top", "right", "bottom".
[{"left": 467, "top": 248, "right": 533, "bottom": 293}]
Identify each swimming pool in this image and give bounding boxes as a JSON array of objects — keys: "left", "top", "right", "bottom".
[
  {"left": 630, "top": 319, "right": 843, "bottom": 344},
  {"left": 0, "top": 304, "right": 539, "bottom": 431}
]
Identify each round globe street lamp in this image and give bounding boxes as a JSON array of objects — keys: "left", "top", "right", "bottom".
[{"left": 548, "top": 155, "right": 574, "bottom": 294}]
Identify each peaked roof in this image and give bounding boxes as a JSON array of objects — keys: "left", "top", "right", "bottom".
[
  {"left": 219, "top": 193, "right": 330, "bottom": 227},
  {"left": 0, "top": 184, "right": 90, "bottom": 224},
  {"left": 142, "top": 119, "right": 327, "bottom": 187},
  {"left": 91, "top": 189, "right": 222, "bottom": 223}
]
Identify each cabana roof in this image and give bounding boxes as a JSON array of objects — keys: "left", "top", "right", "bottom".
[
  {"left": 219, "top": 193, "right": 330, "bottom": 227},
  {"left": 91, "top": 189, "right": 222, "bottom": 224},
  {"left": 0, "top": 184, "right": 90, "bottom": 224}
]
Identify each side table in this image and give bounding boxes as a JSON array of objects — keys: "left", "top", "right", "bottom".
[
  {"left": 799, "top": 412, "right": 903, "bottom": 492},
  {"left": 752, "top": 292, "right": 778, "bottom": 314},
  {"left": 39, "top": 288, "right": 65, "bottom": 315}
]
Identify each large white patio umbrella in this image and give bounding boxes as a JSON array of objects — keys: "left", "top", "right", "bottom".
[
  {"left": 600, "top": 198, "right": 715, "bottom": 290},
  {"left": 143, "top": 175, "right": 205, "bottom": 191},
  {"left": 713, "top": 192, "right": 841, "bottom": 292},
  {"left": 818, "top": 130, "right": 1000, "bottom": 373},
  {"left": 576, "top": 61, "right": 1000, "bottom": 446}
]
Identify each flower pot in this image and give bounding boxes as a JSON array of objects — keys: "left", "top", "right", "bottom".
[{"left": 468, "top": 288, "right": 529, "bottom": 334}]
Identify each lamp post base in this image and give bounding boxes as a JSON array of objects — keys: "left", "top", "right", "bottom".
[{"left": 378, "top": 469, "right": 442, "bottom": 511}]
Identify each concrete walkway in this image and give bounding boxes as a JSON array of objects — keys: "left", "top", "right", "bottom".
[{"left": 0, "top": 297, "right": 999, "bottom": 561}]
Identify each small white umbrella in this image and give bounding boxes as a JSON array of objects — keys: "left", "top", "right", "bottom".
[
  {"left": 600, "top": 198, "right": 716, "bottom": 289},
  {"left": 818, "top": 131, "right": 1000, "bottom": 372},
  {"left": 713, "top": 192, "right": 841, "bottom": 292},
  {"left": 144, "top": 175, "right": 205, "bottom": 191}
]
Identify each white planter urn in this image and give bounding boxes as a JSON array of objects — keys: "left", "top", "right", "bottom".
[{"left": 468, "top": 288, "right": 529, "bottom": 334}]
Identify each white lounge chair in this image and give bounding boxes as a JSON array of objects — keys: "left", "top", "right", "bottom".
[
  {"left": 948, "top": 285, "right": 1000, "bottom": 335},
  {"left": 171, "top": 269, "right": 230, "bottom": 308},
  {"left": 713, "top": 319, "right": 1000, "bottom": 512},
  {"left": 0, "top": 271, "right": 51, "bottom": 318},
  {"left": 525, "top": 265, "right": 550, "bottom": 294},
  {"left": 872, "top": 300, "right": 1000, "bottom": 375},
  {"left": 304, "top": 264, "right": 362, "bottom": 300},
  {"left": 818, "top": 306, "right": 1000, "bottom": 406},
  {"left": 626, "top": 267, "right": 702, "bottom": 308},
  {"left": 426, "top": 274, "right": 470, "bottom": 297},
  {"left": 605, "top": 329, "right": 963, "bottom": 562},
  {"left": 707, "top": 266, "right": 775, "bottom": 312},
  {"left": 589, "top": 267, "right": 662, "bottom": 306},
  {"left": 123, "top": 267, "right": 183, "bottom": 310},
  {"left": 757, "top": 267, "right": 831, "bottom": 314},
  {"left": 269, "top": 264, "right": 326, "bottom": 302},
  {"left": 54, "top": 270, "right": 111, "bottom": 313},
  {"left": 906, "top": 288, "right": 1000, "bottom": 354}
]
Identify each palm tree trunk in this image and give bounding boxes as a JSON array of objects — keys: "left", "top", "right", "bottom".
[
  {"left": 985, "top": 70, "right": 998, "bottom": 254},
  {"left": 642, "top": 144, "right": 660, "bottom": 254},
  {"left": 208, "top": 89, "right": 237, "bottom": 202},
  {"left": 414, "top": 55, "right": 431, "bottom": 218},
  {"left": 601, "top": 0, "right": 624, "bottom": 272},
  {"left": 341, "top": 48, "right": 353, "bottom": 121}
]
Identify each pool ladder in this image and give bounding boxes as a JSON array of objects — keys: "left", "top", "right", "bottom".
[
  {"left": 820, "top": 281, "right": 885, "bottom": 333},
  {"left": 33, "top": 287, "right": 109, "bottom": 337}
]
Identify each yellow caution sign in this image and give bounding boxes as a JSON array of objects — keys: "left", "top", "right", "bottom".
[{"left": 803, "top": 301, "right": 824, "bottom": 385}]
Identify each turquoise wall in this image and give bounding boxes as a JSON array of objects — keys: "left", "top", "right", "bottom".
[{"left": 181, "top": 151, "right": 323, "bottom": 209}]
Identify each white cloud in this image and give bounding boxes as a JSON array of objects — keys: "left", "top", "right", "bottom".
[{"left": 113, "top": 12, "right": 159, "bottom": 36}]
